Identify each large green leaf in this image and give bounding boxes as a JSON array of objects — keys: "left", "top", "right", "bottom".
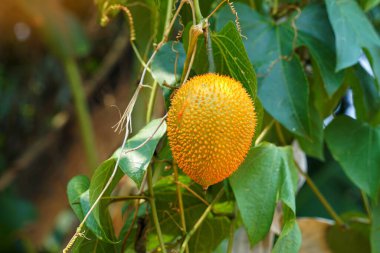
[
  {"left": 229, "top": 143, "right": 301, "bottom": 252},
  {"left": 325, "top": 116, "right": 380, "bottom": 199},
  {"left": 67, "top": 175, "right": 90, "bottom": 221},
  {"left": 80, "top": 190, "right": 118, "bottom": 243},
  {"left": 87, "top": 159, "right": 123, "bottom": 242},
  {"left": 296, "top": 4, "right": 344, "bottom": 96},
  {"left": 325, "top": 0, "right": 380, "bottom": 71},
  {"left": 113, "top": 118, "right": 167, "bottom": 187},
  {"left": 210, "top": 21, "right": 263, "bottom": 137},
  {"left": 216, "top": 4, "right": 310, "bottom": 137}
]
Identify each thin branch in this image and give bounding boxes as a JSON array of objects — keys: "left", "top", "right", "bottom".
[
  {"left": 295, "top": 163, "right": 346, "bottom": 228},
  {"left": 147, "top": 165, "right": 167, "bottom": 253},
  {"left": 177, "top": 181, "right": 209, "bottom": 206},
  {"left": 227, "top": 204, "right": 237, "bottom": 253},
  {"left": 173, "top": 162, "right": 188, "bottom": 253},
  {"left": 255, "top": 119, "right": 275, "bottom": 145},
  {"left": 179, "top": 188, "right": 224, "bottom": 253}
]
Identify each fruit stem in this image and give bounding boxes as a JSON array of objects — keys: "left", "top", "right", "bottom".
[
  {"left": 63, "top": 57, "right": 98, "bottom": 170},
  {"left": 227, "top": 203, "right": 237, "bottom": 253},
  {"left": 295, "top": 162, "right": 346, "bottom": 228},
  {"left": 147, "top": 165, "right": 168, "bottom": 253},
  {"left": 179, "top": 188, "right": 224, "bottom": 253},
  {"left": 173, "top": 162, "right": 189, "bottom": 253}
]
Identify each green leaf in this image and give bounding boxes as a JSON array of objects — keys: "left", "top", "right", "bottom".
[
  {"left": 88, "top": 159, "right": 123, "bottom": 242},
  {"left": 151, "top": 42, "right": 186, "bottom": 105},
  {"left": 296, "top": 4, "right": 344, "bottom": 96},
  {"left": 72, "top": 229, "right": 119, "bottom": 253},
  {"left": 350, "top": 66, "right": 380, "bottom": 125},
  {"left": 325, "top": 0, "right": 380, "bottom": 71},
  {"left": 80, "top": 190, "right": 118, "bottom": 243},
  {"left": 325, "top": 116, "right": 380, "bottom": 199},
  {"left": 113, "top": 118, "right": 167, "bottom": 187},
  {"left": 230, "top": 143, "right": 301, "bottom": 252},
  {"left": 67, "top": 175, "right": 90, "bottom": 220},
  {"left": 296, "top": 97, "right": 324, "bottom": 160},
  {"left": 372, "top": 198, "right": 380, "bottom": 253},
  {"left": 151, "top": 42, "right": 186, "bottom": 87},
  {"left": 311, "top": 60, "right": 349, "bottom": 118},
  {"left": 273, "top": 206, "right": 301, "bottom": 253},
  {"left": 216, "top": 4, "right": 310, "bottom": 137},
  {"left": 210, "top": 21, "right": 263, "bottom": 137}
]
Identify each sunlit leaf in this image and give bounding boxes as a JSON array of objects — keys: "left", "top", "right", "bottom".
[
  {"left": 113, "top": 118, "right": 167, "bottom": 187},
  {"left": 230, "top": 143, "right": 301, "bottom": 252}
]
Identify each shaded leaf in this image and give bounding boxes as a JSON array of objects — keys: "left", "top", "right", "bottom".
[
  {"left": 326, "top": 214, "right": 371, "bottom": 253},
  {"left": 325, "top": 0, "right": 380, "bottom": 71},
  {"left": 350, "top": 66, "right": 380, "bottom": 125},
  {"left": 113, "top": 118, "right": 167, "bottom": 187},
  {"left": 296, "top": 3, "right": 344, "bottom": 96},
  {"left": 325, "top": 116, "right": 380, "bottom": 199},
  {"left": 67, "top": 175, "right": 90, "bottom": 220},
  {"left": 80, "top": 190, "right": 118, "bottom": 243},
  {"left": 151, "top": 42, "right": 186, "bottom": 87},
  {"left": 89, "top": 158, "right": 123, "bottom": 235},
  {"left": 72, "top": 229, "right": 119, "bottom": 253},
  {"left": 216, "top": 4, "right": 310, "bottom": 137}
]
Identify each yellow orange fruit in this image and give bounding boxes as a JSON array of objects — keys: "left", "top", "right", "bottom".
[{"left": 167, "top": 73, "right": 256, "bottom": 188}]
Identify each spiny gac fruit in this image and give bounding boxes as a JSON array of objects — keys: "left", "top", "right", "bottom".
[{"left": 167, "top": 73, "right": 256, "bottom": 188}]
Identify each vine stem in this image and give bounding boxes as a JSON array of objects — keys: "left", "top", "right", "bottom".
[
  {"left": 193, "top": 0, "right": 203, "bottom": 23},
  {"left": 147, "top": 165, "right": 167, "bottom": 253},
  {"left": 227, "top": 203, "right": 237, "bottom": 253},
  {"left": 173, "top": 162, "right": 189, "bottom": 253},
  {"left": 63, "top": 57, "right": 98, "bottom": 170},
  {"left": 295, "top": 163, "right": 346, "bottom": 228},
  {"left": 179, "top": 188, "right": 225, "bottom": 253}
]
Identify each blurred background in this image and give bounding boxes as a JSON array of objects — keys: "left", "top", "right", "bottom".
[{"left": 0, "top": 0, "right": 364, "bottom": 252}]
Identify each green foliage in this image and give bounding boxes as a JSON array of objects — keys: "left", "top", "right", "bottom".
[
  {"left": 62, "top": 0, "right": 380, "bottom": 252},
  {"left": 230, "top": 143, "right": 301, "bottom": 252},
  {"left": 325, "top": 116, "right": 380, "bottom": 199},
  {"left": 113, "top": 118, "right": 167, "bottom": 187},
  {"left": 216, "top": 4, "right": 310, "bottom": 138}
]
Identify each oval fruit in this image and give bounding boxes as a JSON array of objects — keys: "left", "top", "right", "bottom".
[{"left": 167, "top": 73, "right": 256, "bottom": 188}]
